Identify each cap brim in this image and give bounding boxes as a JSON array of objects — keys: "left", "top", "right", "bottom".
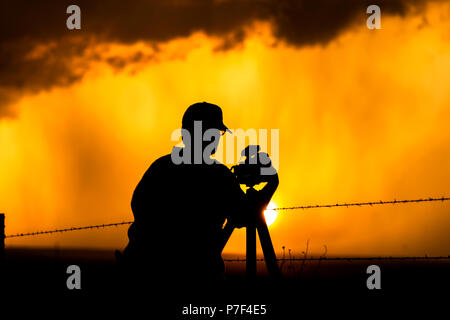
[{"left": 219, "top": 123, "right": 232, "bottom": 134}]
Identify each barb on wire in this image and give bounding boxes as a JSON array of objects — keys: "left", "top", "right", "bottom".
[{"left": 273, "top": 197, "right": 450, "bottom": 211}]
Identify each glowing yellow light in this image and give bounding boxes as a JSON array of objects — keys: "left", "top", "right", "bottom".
[{"left": 264, "top": 201, "right": 278, "bottom": 227}]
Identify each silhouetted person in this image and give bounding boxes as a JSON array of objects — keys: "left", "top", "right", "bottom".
[{"left": 120, "top": 102, "right": 278, "bottom": 288}]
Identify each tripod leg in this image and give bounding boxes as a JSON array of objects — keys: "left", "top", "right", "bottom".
[
  {"left": 246, "top": 225, "right": 257, "bottom": 279},
  {"left": 220, "top": 222, "right": 235, "bottom": 253},
  {"left": 257, "top": 218, "right": 281, "bottom": 279}
]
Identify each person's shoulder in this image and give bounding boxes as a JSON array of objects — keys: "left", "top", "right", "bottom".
[
  {"left": 151, "top": 154, "right": 173, "bottom": 167},
  {"left": 142, "top": 154, "right": 173, "bottom": 177}
]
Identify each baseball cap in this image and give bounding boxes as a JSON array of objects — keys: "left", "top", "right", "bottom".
[{"left": 182, "top": 102, "right": 231, "bottom": 134}]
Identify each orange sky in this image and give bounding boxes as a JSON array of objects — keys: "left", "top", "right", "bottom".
[{"left": 1, "top": 2, "right": 450, "bottom": 256}]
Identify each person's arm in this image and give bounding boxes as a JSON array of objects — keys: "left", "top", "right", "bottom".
[
  {"left": 257, "top": 169, "right": 279, "bottom": 207},
  {"left": 223, "top": 166, "right": 279, "bottom": 227}
]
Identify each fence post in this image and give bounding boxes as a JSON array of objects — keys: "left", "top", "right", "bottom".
[{"left": 0, "top": 213, "right": 4, "bottom": 261}]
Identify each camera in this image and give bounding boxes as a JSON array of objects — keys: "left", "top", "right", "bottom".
[{"left": 231, "top": 145, "right": 272, "bottom": 187}]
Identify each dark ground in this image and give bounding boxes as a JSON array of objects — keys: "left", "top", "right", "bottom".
[{"left": 1, "top": 247, "right": 448, "bottom": 317}]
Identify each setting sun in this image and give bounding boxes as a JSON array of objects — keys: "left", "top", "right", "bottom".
[{"left": 264, "top": 201, "right": 278, "bottom": 227}]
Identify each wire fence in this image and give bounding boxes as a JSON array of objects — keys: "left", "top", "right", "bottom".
[
  {"left": 223, "top": 256, "right": 450, "bottom": 262},
  {"left": 4, "top": 221, "right": 133, "bottom": 239},
  {"left": 273, "top": 196, "right": 450, "bottom": 211},
  {"left": 4, "top": 196, "right": 450, "bottom": 239}
]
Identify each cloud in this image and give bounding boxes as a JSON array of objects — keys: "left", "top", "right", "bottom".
[{"left": 0, "top": 0, "right": 436, "bottom": 115}]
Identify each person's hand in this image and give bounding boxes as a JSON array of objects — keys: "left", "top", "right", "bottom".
[
  {"left": 258, "top": 151, "right": 277, "bottom": 175},
  {"left": 257, "top": 152, "right": 279, "bottom": 200}
]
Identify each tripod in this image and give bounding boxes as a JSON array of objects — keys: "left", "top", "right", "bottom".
[{"left": 221, "top": 187, "right": 281, "bottom": 279}]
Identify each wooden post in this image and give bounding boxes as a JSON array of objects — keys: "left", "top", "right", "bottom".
[
  {"left": 246, "top": 224, "right": 257, "bottom": 279},
  {"left": 256, "top": 216, "right": 281, "bottom": 278},
  {"left": 0, "top": 213, "right": 4, "bottom": 261}
]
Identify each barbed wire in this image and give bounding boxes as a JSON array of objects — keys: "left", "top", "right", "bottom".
[
  {"left": 223, "top": 256, "right": 450, "bottom": 262},
  {"left": 5, "top": 221, "right": 133, "bottom": 238},
  {"left": 273, "top": 197, "right": 450, "bottom": 211},
  {"left": 4, "top": 197, "right": 449, "bottom": 238}
]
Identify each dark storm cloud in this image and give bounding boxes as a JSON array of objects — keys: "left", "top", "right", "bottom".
[{"left": 0, "top": 0, "right": 434, "bottom": 115}]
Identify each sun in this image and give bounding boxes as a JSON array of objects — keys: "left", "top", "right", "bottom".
[{"left": 264, "top": 201, "right": 278, "bottom": 227}]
